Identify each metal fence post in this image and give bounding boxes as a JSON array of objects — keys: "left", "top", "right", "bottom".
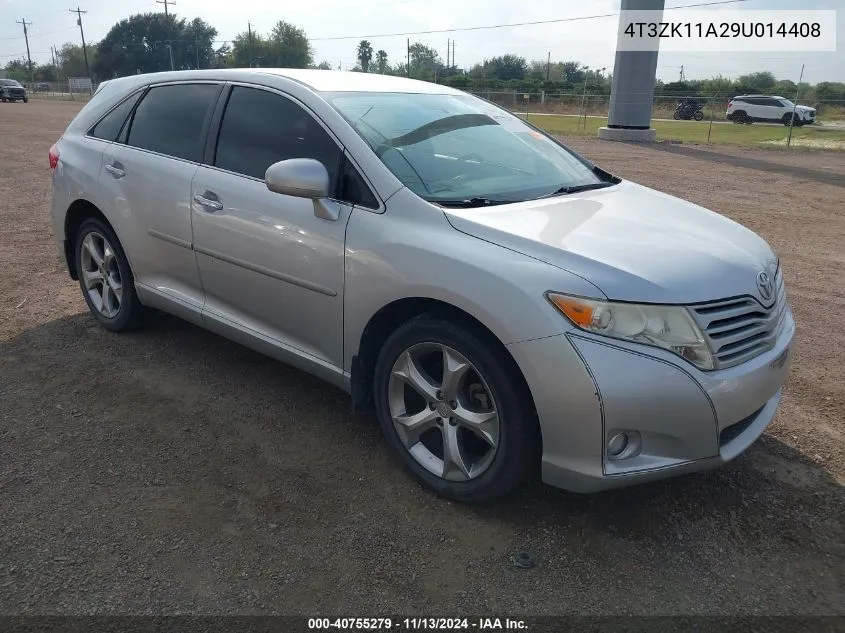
[{"left": 707, "top": 95, "right": 715, "bottom": 144}]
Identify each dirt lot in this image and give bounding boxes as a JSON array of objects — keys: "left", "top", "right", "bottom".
[{"left": 1, "top": 101, "right": 843, "bottom": 615}]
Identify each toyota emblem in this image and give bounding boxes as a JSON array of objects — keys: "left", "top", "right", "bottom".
[{"left": 757, "top": 271, "right": 774, "bottom": 302}]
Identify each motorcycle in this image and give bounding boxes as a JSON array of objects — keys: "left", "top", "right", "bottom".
[{"left": 673, "top": 100, "right": 705, "bottom": 121}]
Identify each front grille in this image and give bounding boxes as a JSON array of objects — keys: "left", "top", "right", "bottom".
[{"left": 690, "top": 267, "right": 787, "bottom": 369}]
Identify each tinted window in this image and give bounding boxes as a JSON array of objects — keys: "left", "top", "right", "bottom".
[
  {"left": 215, "top": 86, "right": 341, "bottom": 184},
  {"left": 340, "top": 157, "right": 378, "bottom": 208},
  {"left": 90, "top": 91, "right": 143, "bottom": 141},
  {"left": 127, "top": 83, "right": 218, "bottom": 162}
]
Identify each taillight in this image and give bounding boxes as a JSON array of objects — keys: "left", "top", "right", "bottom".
[
  {"left": 49, "top": 143, "right": 59, "bottom": 171},
  {"left": 728, "top": 100, "right": 734, "bottom": 108}
]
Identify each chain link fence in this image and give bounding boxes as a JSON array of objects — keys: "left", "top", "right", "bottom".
[
  {"left": 470, "top": 90, "right": 845, "bottom": 149},
  {"left": 23, "top": 81, "right": 98, "bottom": 101}
]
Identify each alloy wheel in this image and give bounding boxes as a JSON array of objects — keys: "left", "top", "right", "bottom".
[
  {"left": 79, "top": 231, "right": 123, "bottom": 319},
  {"left": 387, "top": 342, "right": 500, "bottom": 482}
]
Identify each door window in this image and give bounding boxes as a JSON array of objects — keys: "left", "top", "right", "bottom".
[
  {"left": 126, "top": 83, "right": 219, "bottom": 162},
  {"left": 214, "top": 86, "right": 342, "bottom": 188}
]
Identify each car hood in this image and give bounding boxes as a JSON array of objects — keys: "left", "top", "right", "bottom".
[
  {"left": 794, "top": 105, "right": 814, "bottom": 112},
  {"left": 442, "top": 181, "right": 777, "bottom": 304}
]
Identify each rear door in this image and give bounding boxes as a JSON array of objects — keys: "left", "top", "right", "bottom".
[{"left": 98, "top": 82, "right": 221, "bottom": 321}]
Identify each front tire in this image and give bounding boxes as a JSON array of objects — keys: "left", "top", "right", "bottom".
[
  {"left": 373, "top": 315, "right": 537, "bottom": 502},
  {"left": 693, "top": 110, "right": 704, "bottom": 121},
  {"left": 74, "top": 218, "right": 144, "bottom": 332}
]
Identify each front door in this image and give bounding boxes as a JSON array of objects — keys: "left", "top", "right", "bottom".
[{"left": 190, "top": 85, "right": 351, "bottom": 368}]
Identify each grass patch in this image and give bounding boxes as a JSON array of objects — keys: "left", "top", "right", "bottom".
[{"left": 528, "top": 113, "right": 845, "bottom": 150}]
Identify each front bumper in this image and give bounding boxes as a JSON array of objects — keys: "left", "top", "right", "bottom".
[{"left": 507, "top": 307, "right": 794, "bottom": 493}]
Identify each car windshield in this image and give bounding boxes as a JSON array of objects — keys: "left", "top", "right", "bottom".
[
  {"left": 323, "top": 91, "right": 609, "bottom": 205},
  {"left": 0, "top": 79, "right": 22, "bottom": 87},
  {"left": 780, "top": 99, "right": 795, "bottom": 107}
]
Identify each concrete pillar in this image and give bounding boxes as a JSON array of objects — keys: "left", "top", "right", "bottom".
[{"left": 599, "top": 0, "right": 665, "bottom": 142}]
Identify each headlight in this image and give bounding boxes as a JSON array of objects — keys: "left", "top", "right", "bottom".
[{"left": 547, "top": 292, "right": 715, "bottom": 370}]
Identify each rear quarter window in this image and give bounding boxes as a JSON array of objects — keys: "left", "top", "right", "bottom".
[{"left": 89, "top": 91, "right": 144, "bottom": 142}]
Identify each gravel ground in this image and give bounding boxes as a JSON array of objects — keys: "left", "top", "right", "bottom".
[{"left": 0, "top": 101, "right": 843, "bottom": 615}]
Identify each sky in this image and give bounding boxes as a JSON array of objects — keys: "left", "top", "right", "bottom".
[{"left": 1, "top": 0, "right": 843, "bottom": 84}]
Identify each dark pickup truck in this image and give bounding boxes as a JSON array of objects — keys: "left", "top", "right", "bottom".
[{"left": 0, "top": 79, "right": 28, "bottom": 103}]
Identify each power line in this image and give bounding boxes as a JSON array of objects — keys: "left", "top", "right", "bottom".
[
  {"left": 0, "top": 26, "right": 76, "bottom": 42},
  {"left": 308, "top": 0, "right": 751, "bottom": 41}
]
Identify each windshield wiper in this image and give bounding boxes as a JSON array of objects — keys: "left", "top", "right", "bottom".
[
  {"left": 542, "top": 181, "right": 618, "bottom": 198},
  {"left": 436, "top": 197, "right": 512, "bottom": 208}
]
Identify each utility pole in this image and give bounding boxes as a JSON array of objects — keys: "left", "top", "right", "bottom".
[
  {"left": 156, "top": 0, "right": 175, "bottom": 16},
  {"left": 195, "top": 37, "right": 200, "bottom": 69},
  {"left": 451, "top": 40, "right": 455, "bottom": 71},
  {"left": 247, "top": 22, "right": 254, "bottom": 68},
  {"left": 546, "top": 51, "right": 551, "bottom": 81},
  {"left": 16, "top": 18, "right": 34, "bottom": 86},
  {"left": 446, "top": 38, "right": 450, "bottom": 68},
  {"left": 407, "top": 38, "right": 410, "bottom": 77},
  {"left": 679, "top": 65, "right": 685, "bottom": 83},
  {"left": 166, "top": 44, "right": 174, "bottom": 71},
  {"left": 69, "top": 7, "right": 91, "bottom": 83}
]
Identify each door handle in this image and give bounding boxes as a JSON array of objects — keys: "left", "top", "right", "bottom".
[
  {"left": 193, "top": 193, "right": 223, "bottom": 212},
  {"left": 104, "top": 163, "right": 125, "bottom": 179}
]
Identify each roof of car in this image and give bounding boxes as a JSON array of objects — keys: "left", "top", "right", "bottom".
[
  {"left": 101, "top": 68, "right": 463, "bottom": 95},
  {"left": 735, "top": 95, "right": 786, "bottom": 99},
  {"left": 256, "top": 68, "right": 463, "bottom": 94}
]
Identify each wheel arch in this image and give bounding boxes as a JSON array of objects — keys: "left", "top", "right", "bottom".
[
  {"left": 350, "top": 297, "right": 539, "bottom": 430},
  {"left": 63, "top": 199, "right": 115, "bottom": 280}
]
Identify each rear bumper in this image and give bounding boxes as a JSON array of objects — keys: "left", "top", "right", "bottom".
[{"left": 507, "top": 307, "right": 794, "bottom": 493}]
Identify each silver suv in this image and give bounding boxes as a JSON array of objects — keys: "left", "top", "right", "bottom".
[{"left": 50, "top": 69, "right": 794, "bottom": 501}]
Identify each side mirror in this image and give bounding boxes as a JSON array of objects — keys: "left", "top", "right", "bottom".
[{"left": 265, "top": 158, "right": 330, "bottom": 199}]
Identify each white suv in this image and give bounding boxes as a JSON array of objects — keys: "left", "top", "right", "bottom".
[{"left": 726, "top": 95, "right": 815, "bottom": 126}]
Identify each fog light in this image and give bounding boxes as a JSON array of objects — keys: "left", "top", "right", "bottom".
[{"left": 607, "top": 433, "right": 629, "bottom": 457}]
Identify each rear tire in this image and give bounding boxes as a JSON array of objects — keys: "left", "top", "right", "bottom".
[
  {"left": 673, "top": 110, "right": 681, "bottom": 120},
  {"left": 731, "top": 110, "right": 748, "bottom": 124},
  {"left": 373, "top": 315, "right": 538, "bottom": 502},
  {"left": 74, "top": 217, "right": 145, "bottom": 332}
]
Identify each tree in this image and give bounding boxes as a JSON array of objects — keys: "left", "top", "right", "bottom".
[
  {"left": 232, "top": 31, "right": 264, "bottom": 67},
  {"left": 356, "top": 40, "right": 373, "bottom": 73},
  {"left": 231, "top": 21, "right": 311, "bottom": 68},
  {"left": 56, "top": 43, "right": 99, "bottom": 80},
  {"left": 736, "top": 71, "right": 776, "bottom": 93},
  {"left": 407, "top": 42, "right": 441, "bottom": 79},
  {"left": 94, "top": 13, "right": 216, "bottom": 78},
  {"left": 266, "top": 21, "right": 313, "bottom": 68},
  {"left": 212, "top": 43, "right": 232, "bottom": 69},
  {"left": 376, "top": 50, "right": 388, "bottom": 74},
  {"left": 469, "top": 55, "right": 528, "bottom": 81},
  {"left": 2, "top": 59, "right": 29, "bottom": 82},
  {"left": 313, "top": 61, "right": 333, "bottom": 70}
]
